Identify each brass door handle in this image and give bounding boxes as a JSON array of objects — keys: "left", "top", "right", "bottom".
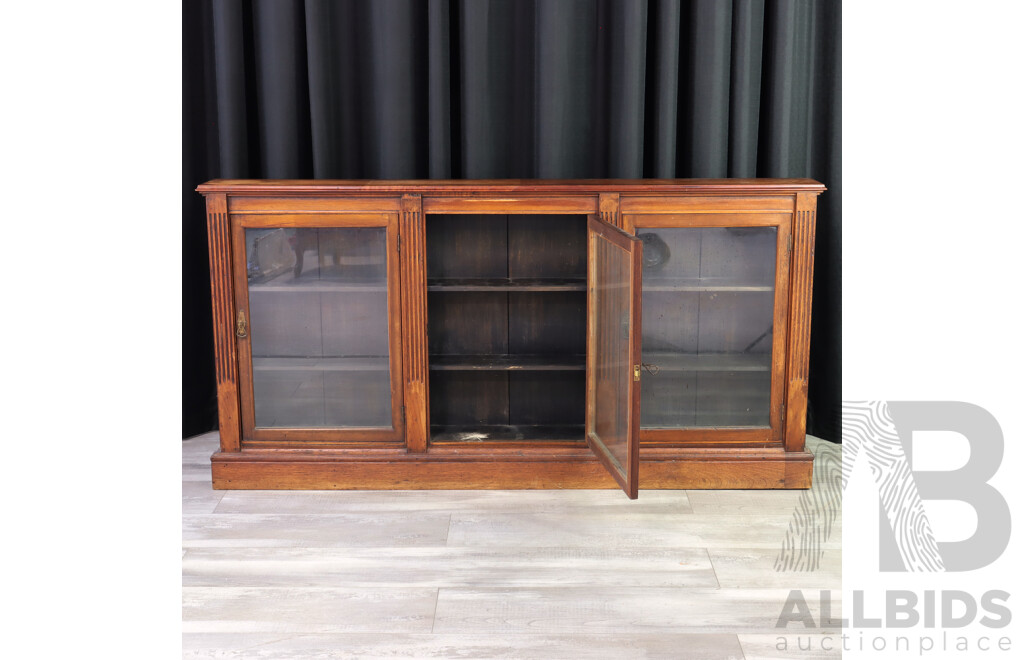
[{"left": 236, "top": 310, "right": 248, "bottom": 338}]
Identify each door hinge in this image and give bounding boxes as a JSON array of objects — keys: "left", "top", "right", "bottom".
[
  {"left": 397, "top": 233, "right": 401, "bottom": 252},
  {"left": 633, "top": 364, "right": 641, "bottom": 382},
  {"left": 787, "top": 233, "right": 793, "bottom": 256},
  {"left": 401, "top": 405, "right": 406, "bottom": 422}
]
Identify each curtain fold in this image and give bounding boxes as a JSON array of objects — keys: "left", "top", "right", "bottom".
[
  {"left": 211, "top": 0, "right": 249, "bottom": 178},
  {"left": 427, "top": 0, "right": 453, "bottom": 178},
  {"left": 251, "top": 0, "right": 313, "bottom": 178},
  {"left": 604, "top": 0, "right": 647, "bottom": 178},
  {"left": 644, "top": 0, "right": 681, "bottom": 178},
  {"left": 535, "top": 0, "right": 599, "bottom": 178},
  {"left": 183, "top": 0, "right": 842, "bottom": 440},
  {"left": 685, "top": 0, "right": 732, "bottom": 177},
  {"left": 728, "top": 0, "right": 764, "bottom": 178},
  {"left": 459, "top": 0, "right": 536, "bottom": 178}
]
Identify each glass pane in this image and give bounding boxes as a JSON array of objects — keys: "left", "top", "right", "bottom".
[
  {"left": 245, "top": 227, "right": 392, "bottom": 428},
  {"left": 590, "top": 236, "right": 632, "bottom": 475},
  {"left": 638, "top": 226, "right": 776, "bottom": 428}
]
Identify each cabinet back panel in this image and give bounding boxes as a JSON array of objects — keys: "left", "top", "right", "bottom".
[
  {"left": 695, "top": 371, "right": 772, "bottom": 427},
  {"left": 698, "top": 227, "right": 777, "bottom": 283},
  {"left": 426, "top": 215, "right": 508, "bottom": 279},
  {"left": 250, "top": 369, "right": 393, "bottom": 429},
  {"left": 507, "top": 215, "right": 587, "bottom": 279},
  {"left": 640, "top": 371, "right": 697, "bottom": 428},
  {"left": 509, "top": 372, "right": 585, "bottom": 426},
  {"left": 320, "top": 292, "right": 391, "bottom": 356},
  {"left": 429, "top": 372, "right": 509, "bottom": 426},
  {"left": 508, "top": 292, "right": 586, "bottom": 355},
  {"left": 427, "top": 292, "right": 509, "bottom": 355},
  {"left": 252, "top": 370, "right": 325, "bottom": 427},
  {"left": 323, "top": 371, "right": 393, "bottom": 427},
  {"left": 249, "top": 291, "right": 390, "bottom": 358},
  {"left": 697, "top": 292, "right": 775, "bottom": 354},
  {"left": 249, "top": 292, "right": 323, "bottom": 357},
  {"left": 640, "top": 290, "right": 700, "bottom": 353},
  {"left": 640, "top": 291, "right": 776, "bottom": 357}
]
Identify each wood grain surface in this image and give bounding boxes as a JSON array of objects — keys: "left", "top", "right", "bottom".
[{"left": 199, "top": 179, "right": 826, "bottom": 492}]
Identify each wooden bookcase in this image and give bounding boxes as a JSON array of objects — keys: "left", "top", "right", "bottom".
[{"left": 198, "top": 179, "right": 825, "bottom": 497}]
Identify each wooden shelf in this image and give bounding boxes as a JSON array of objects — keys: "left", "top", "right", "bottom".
[
  {"left": 643, "top": 277, "right": 773, "bottom": 292},
  {"left": 640, "top": 352, "right": 771, "bottom": 372},
  {"left": 429, "top": 354, "right": 585, "bottom": 371},
  {"left": 248, "top": 269, "right": 387, "bottom": 292},
  {"left": 431, "top": 424, "right": 585, "bottom": 443},
  {"left": 642, "top": 411, "right": 769, "bottom": 429},
  {"left": 427, "top": 278, "right": 586, "bottom": 292},
  {"left": 252, "top": 356, "right": 390, "bottom": 371},
  {"left": 248, "top": 281, "right": 387, "bottom": 293},
  {"left": 250, "top": 284, "right": 387, "bottom": 293}
]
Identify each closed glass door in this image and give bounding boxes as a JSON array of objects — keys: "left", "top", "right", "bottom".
[
  {"left": 623, "top": 213, "right": 791, "bottom": 444},
  {"left": 232, "top": 214, "right": 403, "bottom": 444}
]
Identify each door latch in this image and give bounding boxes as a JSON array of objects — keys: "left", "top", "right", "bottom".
[
  {"left": 633, "top": 364, "right": 641, "bottom": 382},
  {"left": 236, "top": 310, "right": 248, "bottom": 338}
]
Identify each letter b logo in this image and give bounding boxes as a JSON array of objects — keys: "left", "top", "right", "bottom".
[{"left": 843, "top": 401, "right": 1010, "bottom": 572}]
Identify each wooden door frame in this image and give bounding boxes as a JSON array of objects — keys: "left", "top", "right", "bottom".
[
  {"left": 230, "top": 212, "right": 406, "bottom": 447},
  {"left": 620, "top": 207, "right": 793, "bottom": 447},
  {"left": 586, "top": 214, "right": 643, "bottom": 498}
]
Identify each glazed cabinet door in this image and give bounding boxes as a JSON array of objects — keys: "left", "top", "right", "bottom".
[
  {"left": 622, "top": 206, "right": 791, "bottom": 445},
  {"left": 586, "top": 216, "right": 643, "bottom": 498},
  {"left": 231, "top": 213, "right": 404, "bottom": 445}
]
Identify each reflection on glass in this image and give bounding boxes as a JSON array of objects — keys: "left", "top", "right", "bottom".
[
  {"left": 638, "top": 226, "right": 776, "bottom": 428},
  {"left": 245, "top": 227, "right": 391, "bottom": 429},
  {"left": 591, "top": 237, "right": 632, "bottom": 474}
]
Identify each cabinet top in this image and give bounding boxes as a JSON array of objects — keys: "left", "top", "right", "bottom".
[{"left": 196, "top": 178, "right": 825, "bottom": 195}]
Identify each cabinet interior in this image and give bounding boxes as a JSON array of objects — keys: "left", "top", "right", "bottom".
[
  {"left": 245, "top": 226, "right": 393, "bottom": 429},
  {"left": 635, "top": 226, "right": 778, "bottom": 429},
  {"left": 426, "top": 214, "right": 587, "bottom": 444}
]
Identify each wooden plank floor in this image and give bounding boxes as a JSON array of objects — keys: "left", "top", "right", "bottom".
[{"left": 183, "top": 433, "right": 841, "bottom": 659}]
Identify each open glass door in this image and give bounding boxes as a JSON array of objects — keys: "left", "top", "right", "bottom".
[{"left": 586, "top": 216, "right": 643, "bottom": 498}]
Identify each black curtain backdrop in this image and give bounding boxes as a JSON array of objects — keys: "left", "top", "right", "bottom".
[{"left": 183, "top": 0, "right": 841, "bottom": 441}]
